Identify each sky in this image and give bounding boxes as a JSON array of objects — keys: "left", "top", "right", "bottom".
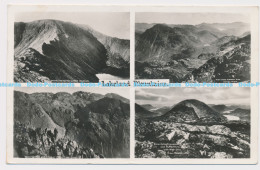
[
  {"left": 135, "top": 87, "right": 250, "bottom": 107},
  {"left": 15, "top": 12, "right": 130, "bottom": 39},
  {"left": 14, "top": 87, "right": 130, "bottom": 99},
  {"left": 136, "top": 13, "right": 249, "bottom": 25}
]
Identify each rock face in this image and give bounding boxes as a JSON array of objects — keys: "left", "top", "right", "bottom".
[
  {"left": 135, "top": 22, "right": 250, "bottom": 83},
  {"left": 14, "top": 20, "right": 130, "bottom": 82},
  {"left": 14, "top": 91, "right": 130, "bottom": 158}
]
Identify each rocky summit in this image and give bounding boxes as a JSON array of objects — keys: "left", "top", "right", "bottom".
[{"left": 14, "top": 91, "right": 130, "bottom": 158}]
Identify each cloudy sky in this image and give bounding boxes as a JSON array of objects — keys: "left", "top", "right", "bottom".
[
  {"left": 15, "top": 12, "right": 130, "bottom": 39},
  {"left": 136, "top": 13, "right": 249, "bottom": 25},
  {"left": 136, "top": 87, "right": 250, "bottom": 107},
  {"left": 15, "top": 87, "right": 130, "bottom": 99}
]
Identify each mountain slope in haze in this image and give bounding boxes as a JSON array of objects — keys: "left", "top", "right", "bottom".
[
  {"left": 158, "top": 99, "right": 226, "bottom": 123},
  {"left": 135, "top": 104, "right": 161, "bottom": 119},
  {"left": 197, "top": 22, "right": 250, "bottom": 37},
  {"left": 13, "top": 91, "right": 130, "bottom": 158},
  {"left": 227, "top": 108, "right": 250, "bottom": 122},
  {"left": 14, "top": 20, "right": 130, "bottom": 82},
  {"left": 211, "top": 104, "right": 228, "bottom": 113},
  {"left": 141, "top": 104, "right": 156, "bottom": 111}
]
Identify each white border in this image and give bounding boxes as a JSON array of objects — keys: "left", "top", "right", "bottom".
[{"left": 1, "top": 2, "right": 260, "bottom": 166}]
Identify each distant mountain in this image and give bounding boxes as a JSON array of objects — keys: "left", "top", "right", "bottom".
[
  {"left": 152, "top": 106, "right": 172, "bottom": 115},
  {"left": 228, "top": 108, "right": 250, "bottom": 122},
  {"left": 211, "top": 104, "right": 228, "bottom": 113},
  {"left": 14, "top": 91, "right": 130, "bottom": 158},
  {"left": 141, "top": 104, "right": 156, "bottom": 111},
  {"left": 158, "top": 99, "right": 226, "bottom": 123},
  {"left": 135, "top": 22, "right": 249, "bottom": 40},
  {"left": 197, "top": 22, "right": 250, "bottom": 37},
  {"left": 14, "top": 20, "right": 130, "bottom": 82},
  {"left": 135, "top": 104, "right": 160, "bottom": 119}
]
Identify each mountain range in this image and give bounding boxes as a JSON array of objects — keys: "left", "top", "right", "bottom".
[
  {"left": 135, "top": 22, "right": 250, "bottom": 82},
  {"left": 14, "top": 90, "right": 130, "bottom": 158},
  {"left": 14, "top": 20, "right": 130, "bottom": 82}
]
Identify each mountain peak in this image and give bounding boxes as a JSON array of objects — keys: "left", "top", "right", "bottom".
[{"left": 160, "top": 99, "right": 225, "bottom": 123}]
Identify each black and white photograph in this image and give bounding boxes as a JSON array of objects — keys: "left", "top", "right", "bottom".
[
  {"left": 14, "top": 12, "right": 130, "bottom": 82},
  {"left": 135, "top": 87, "right": 251, "bottom": 158},
  {"left": 135, "top": 13, "right": 251, "bottom": 83},
  {"left": 13, "top": 87, "right": 130, "bottom": 158}
]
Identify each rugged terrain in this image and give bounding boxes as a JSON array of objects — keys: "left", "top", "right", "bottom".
[
  {"left": 14, "top": 91, "right": 130, "bottom": 158},
  {"left": 135, "top": 22, "right": 250, "bottom": 82},
  {"left": 14, "top": 20, "right": 130, "bottom": 82},
  {"left": 135, "top": 99, "right": 250, "bottom": 158}
]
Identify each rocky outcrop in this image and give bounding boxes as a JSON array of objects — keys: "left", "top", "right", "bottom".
[{"left": 135, "top": 120, "right": 250, "bottom": 158}]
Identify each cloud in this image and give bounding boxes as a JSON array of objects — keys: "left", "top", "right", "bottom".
[
  {"left": 135, "top": 87, "right": 250, "bottom": 107},
  {"left": 135, "top": 89, "right": 169, "bottom": 102}
]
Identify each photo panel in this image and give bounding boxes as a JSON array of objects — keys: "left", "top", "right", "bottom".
[
  {"left": 12, "top": 87, "right": 130, "bottom": 159},
  {"left": 13, "top": 11, "right": 130, "bottom": 83},
  {"left": 135, "top": 13, "right": 251, "bottom": 83},
  {"left": 135, "top": 87, "right": 251, "bottom": 159}
]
